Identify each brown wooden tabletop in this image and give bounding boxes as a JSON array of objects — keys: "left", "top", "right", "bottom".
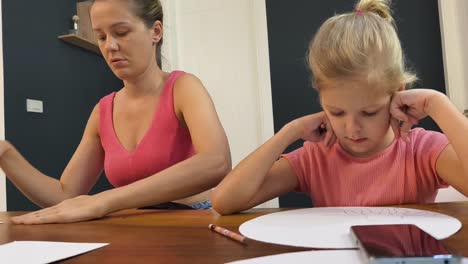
[{"left": 1, "top": 202, "right": 467, "bottom": 263}]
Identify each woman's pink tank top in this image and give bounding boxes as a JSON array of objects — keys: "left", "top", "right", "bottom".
[{"left": 99, "top": 71, "right": 195, "bottom": 187}]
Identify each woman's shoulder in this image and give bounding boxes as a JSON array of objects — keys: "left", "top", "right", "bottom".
[
  {"left": 172, "top": 71, "right": 209, "bottom": 101},
  {"left": 98, "top": 91, "right": 117, "bottom": 105},
  {"left": 172, "top": 71, "right": 202, "bottom": 87}
]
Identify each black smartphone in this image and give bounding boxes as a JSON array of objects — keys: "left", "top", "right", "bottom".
[{"left": 350, "top": 224, "right": 462, "bottom": 264}]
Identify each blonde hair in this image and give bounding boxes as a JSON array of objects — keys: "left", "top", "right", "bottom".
[{"left": 308, "top": 0, "right": 417, "bottom": 93}]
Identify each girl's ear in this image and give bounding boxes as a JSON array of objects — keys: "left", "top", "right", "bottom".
[
  {"left": 152, "top": 21, "right": 163, "bottom": 44},
  {"left": 398, "top": 83, "right": 406, "bottom": 91}
]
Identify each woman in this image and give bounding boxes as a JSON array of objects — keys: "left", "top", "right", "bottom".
[{"left": 1, "top": 0, "right": 231, "bottom": 224}]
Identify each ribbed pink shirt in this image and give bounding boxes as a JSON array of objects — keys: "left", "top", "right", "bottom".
[
  {"left": 283, "top": 128, "right": 449, "bottom": 207},
  {"left": 99, "top": 71, "right": 195, "bottom": 187}
]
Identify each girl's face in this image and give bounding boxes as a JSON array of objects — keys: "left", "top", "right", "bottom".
[
  {"left": 320, "top": 79, "right": 395, "bottom": 157},
  {"left": 90, "top": 0, "right": 161, "bottom": 80}
]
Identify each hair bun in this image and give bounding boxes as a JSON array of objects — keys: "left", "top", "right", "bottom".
[{"left": 356, "top": 0, "right": 394, "bottom": 24}]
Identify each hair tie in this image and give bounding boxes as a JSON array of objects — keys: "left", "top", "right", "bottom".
[{"left": 355, "top": 8, "right": 362, "bottom": 14}]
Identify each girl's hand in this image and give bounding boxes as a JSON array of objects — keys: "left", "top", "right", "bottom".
[
  {"left": 291, "top": 112, "right": 336, "bottom": 147},
  {"left": 390, "top": 89, "right": 444, "bottom": 140},
  {"left": 10, "top": 194, "right": 109, "bottom": 224}
]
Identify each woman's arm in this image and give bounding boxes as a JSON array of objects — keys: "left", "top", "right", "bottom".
[
  {"left": 1, "top": 105, "right": 104, "bottom": 208},
  {"left": 11, "top": 74, "right": 232, "bottom": 224},
  {"left": 212, "top": 112, "right": 336, "bottom": 215}
]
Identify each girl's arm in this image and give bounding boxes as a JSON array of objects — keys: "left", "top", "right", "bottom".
[
  {"left": 212, "top": 112, "right": 336, "bottom": 215},
  {"left": 426, "top": 93, "right": 468, "bottom": 195},
  {"left": 0, "top": 106, "right": 104, "bottom": 208},
  {"left": 391, "top": 89, "right": 468, "bottom": 196}
]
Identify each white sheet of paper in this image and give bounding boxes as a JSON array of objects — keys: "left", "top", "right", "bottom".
[
  {"left": 227, "top": 250, "right": 361, "bottom": 264},
  {"left": 0, "top": 241, "right": 108, "bottom": 264},
  {"left": 240, "top": 207, "right": 461, "bottom": 248},
  {"left": 227, "top": 250, "right": 468, "bottom": 264}
]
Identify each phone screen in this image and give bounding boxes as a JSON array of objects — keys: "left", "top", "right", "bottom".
[{"left": 350, "top": 224, "right": 461, "bottom": 264}]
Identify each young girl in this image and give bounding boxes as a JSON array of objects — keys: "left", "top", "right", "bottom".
[
  {"left": 212, "top": 0, "right": 468, "bottom": 215},
  {"left": 0, "top": 0, "right": 231, "bottom": 224}
]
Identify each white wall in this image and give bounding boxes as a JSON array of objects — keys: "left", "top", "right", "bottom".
[
  {"left": 0, "top": 0, "right": 6, "bottom": 211},
  {"left": 437, "top": 0, "right": 468, "bottom": 202},
  {"left": 160, "top": 0, "right": 178, "bottom": 72},
  {"left": 439, "top": 0, "right": 468, "bottom": 113},
  {"left": 165, "top": 0, "right": 278, "bottom": 208}
]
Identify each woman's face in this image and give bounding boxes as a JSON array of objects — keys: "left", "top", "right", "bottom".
[
  {"left": 320, "top": 79, "right": 395, "bottom": 157},
  {"left": 90, "top": 0, "right": 161, "bottom": 80}
]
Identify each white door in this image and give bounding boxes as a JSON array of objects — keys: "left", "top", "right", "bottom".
[{"left": 162, "top": 0, "right": 278, "bottom": 208}]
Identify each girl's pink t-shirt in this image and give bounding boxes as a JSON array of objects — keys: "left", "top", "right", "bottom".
[
  {"left": 282, "top": 128, "right": 449, "bottom": 207},
  {"left": 99, "top": 71, "right": 195, "bottom": 187}
]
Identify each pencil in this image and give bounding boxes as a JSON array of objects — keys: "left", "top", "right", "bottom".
[{"left": 208, "top": 224, "right": 247, "bottom": 244}]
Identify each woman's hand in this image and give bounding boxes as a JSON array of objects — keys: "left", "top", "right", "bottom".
[
  {"left": 10, "top": 194, "right": 110, "bottom": 224},
  {"left": 290, "top": 112, "right": 336, "bottom": 147},
  {"left": 390, "top": 89, "right": 444, "bottom": 140}
]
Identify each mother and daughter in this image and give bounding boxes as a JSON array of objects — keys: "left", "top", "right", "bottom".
[{"left": 2, "top": 0, "right": 467, "bottom": 224}]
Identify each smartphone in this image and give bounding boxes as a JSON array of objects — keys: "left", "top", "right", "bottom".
[{"left": 350, "top": 224, "right": 462, "bottom": 264}]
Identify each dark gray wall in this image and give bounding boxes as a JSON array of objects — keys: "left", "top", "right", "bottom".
[
  {"left": 265, "top": 0, "right": 446, "bottom": 207},
  {"left": 3, "top": 0, "right": 123, "bottom": 210}
]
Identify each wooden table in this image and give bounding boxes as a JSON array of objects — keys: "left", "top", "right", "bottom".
[{"left": 1, "top": 202, "right": 467, "bottom": 263}]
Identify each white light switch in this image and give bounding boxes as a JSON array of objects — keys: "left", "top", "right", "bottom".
[{"left": 26, "top": 99, "right": 43, "bottom": 113}]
